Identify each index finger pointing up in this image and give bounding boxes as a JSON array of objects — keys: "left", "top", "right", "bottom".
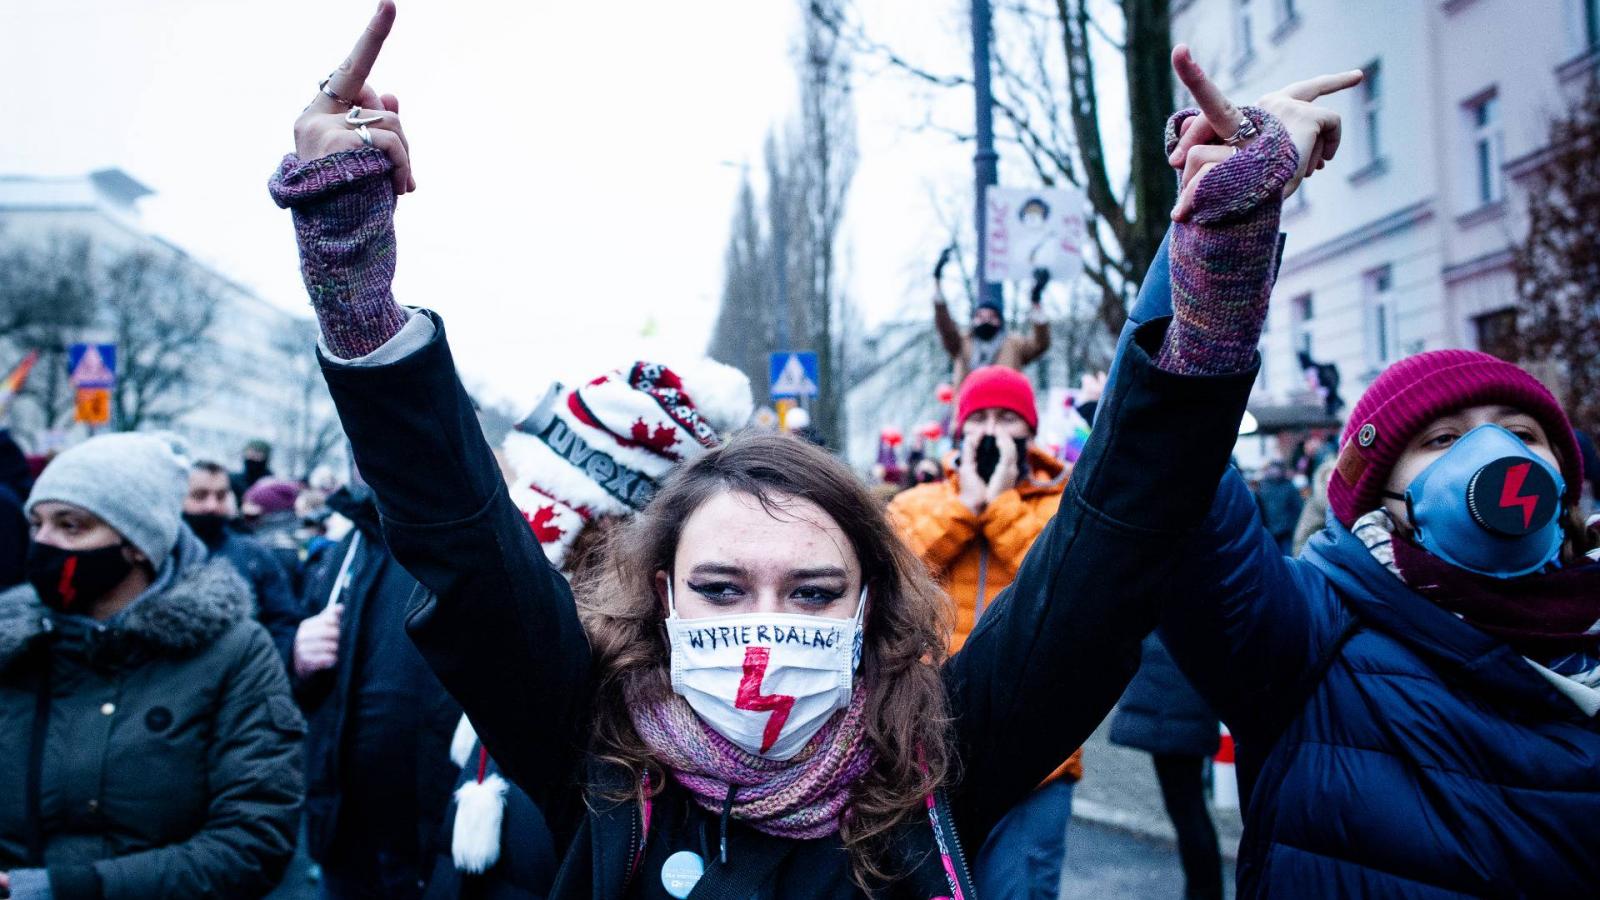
[
  {"left": 325, "top": 1, "right": 397, "bottom": 102},
  {"left": 1171, "top": 44, "right": 1242, "bottom": 140},
  {"left": 1281, "top": 69, "right": 1366, "bottom": 102}
]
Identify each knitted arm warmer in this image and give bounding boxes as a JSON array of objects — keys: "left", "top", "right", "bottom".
[
  {"left": 268, "top": 148, "right": 409, "bottom": 359},
  {"left": 1155, "top": 106, "right": 1300, "bottom": 376}
]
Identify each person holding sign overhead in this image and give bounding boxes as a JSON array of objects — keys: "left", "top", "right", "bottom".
[
  {"left": 265, "top": 5, "right": 1355, "bottom": 896},
  {"left": 931, "top": 248, "right": 1051, "bottom": 388}
]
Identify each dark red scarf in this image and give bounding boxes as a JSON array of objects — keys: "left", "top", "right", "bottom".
[{"left": 1392, "top": 537, "right": 1600, "bottom": 659}]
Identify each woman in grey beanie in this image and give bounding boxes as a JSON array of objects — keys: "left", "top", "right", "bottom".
[{"left": 0, "top": 433, "right": 306, "bottom": 899}]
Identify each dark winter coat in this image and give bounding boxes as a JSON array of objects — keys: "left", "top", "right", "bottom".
[
  {"left": 1165, "top": 483, "right": 1600, "bottom": 897},
  {"left": 0, "top": 430, "right": 30, "bottom": 590},
  {"left": 1253, "top": 474, "right": 1302, "bottom": 553},
  {"left": 206, "top": 529, "right": 302, "bottom": 667},
  {"left": 1109, "top": 634, "right": 1219, "bottom": 758},
  {"left": 318, "top": 309, "right": 1255, "bottom": 898},
  {"left": 246, "top": 510, "right": 304, "bottom": 595},
  {"left": 296, "top": 487, "right": 463, "bottom": 878},
  {"left": 1118, "top": 230, "right": 1600, "bottom": 897},
  {"left": 0, "top": 530, "right": 305, "bottom": 899}
]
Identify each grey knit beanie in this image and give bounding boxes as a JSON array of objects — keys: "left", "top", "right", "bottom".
[{"left": 26, "top": 432, "right": 191, "bottom": 571}]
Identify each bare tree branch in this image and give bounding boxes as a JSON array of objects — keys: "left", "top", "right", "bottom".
[{"left": 1509, "top": 79, "right": 1600, "bottom": 436}]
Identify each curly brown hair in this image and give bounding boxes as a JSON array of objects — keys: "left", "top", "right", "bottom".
[{"left": 572, "top": 431, "right": 955, "bottom": 888}]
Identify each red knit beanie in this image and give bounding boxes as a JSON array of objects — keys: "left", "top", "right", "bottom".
[
  {"left": 1328, "top": 349, "right": 1583, "bottom": 527},
  {"left": 956, "top": 366, "right": 1038, "bottom": 431}
]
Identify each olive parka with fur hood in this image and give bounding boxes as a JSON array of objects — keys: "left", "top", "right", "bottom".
[{"left": 0, "top": 529, "right": 305, "bottom": 900}]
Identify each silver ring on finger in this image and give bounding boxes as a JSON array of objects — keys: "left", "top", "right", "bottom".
[
  {"left": 318, "top": 77, "right": 356, "bottom": 108},
  {"left": 1222, "top": 116, "right": 1259, "bottom": 147},
  {"left": 345, "top": 106, "right": 385, "bottom": 126},
  {"left": 356, "top": 124, "right": 374, "bottom": 148}
]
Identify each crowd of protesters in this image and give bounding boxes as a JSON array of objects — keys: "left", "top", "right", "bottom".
[{"left": 4, "top": 6, "right": 1600, "bottom": 899}]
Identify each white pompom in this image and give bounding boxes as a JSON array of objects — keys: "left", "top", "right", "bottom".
[
  {"left": 449, "top": 715, "right": 477, "bottom": 769},
  {"left": 452, "top": 773, "right": 508, "bottom": 873}
]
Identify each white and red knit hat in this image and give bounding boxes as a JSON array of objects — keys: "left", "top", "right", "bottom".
[{"left": 502, "top": 358, "right": 753, "bottom": 569}]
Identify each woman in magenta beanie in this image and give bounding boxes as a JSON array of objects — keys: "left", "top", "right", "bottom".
[{"left": 1111, "top": 47, "right": 1600, "bottom": 899}]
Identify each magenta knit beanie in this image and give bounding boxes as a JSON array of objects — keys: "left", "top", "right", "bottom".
[
  {"left": 243, "top": 477, "right": 304, "bottom": 515},
  {"left": 1328, "top": 349, "right": 1584, "bottom": 527}
]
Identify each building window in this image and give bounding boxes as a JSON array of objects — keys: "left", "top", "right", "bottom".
[
  {"left": 1234, "top": 0, "right": 1255, "bottom": 63},
  {"left": 1474, "top": 307, "right": 1519, "bottom": 360},
  {"left": 1290, "top": 293, "right": 1314, "bottom": 355},
  {"left": 1270, "top": 0, "right": 1301, "bottom": 40},
  {"left": 1360, "top": 61, "right": 1383, "bottom": 165},
  {"left": 1465, "top": 91, "right": 1503, "bottom": 207},
  {"left": 1364, "top": 265, "right": 1396, "bottom": 368},
  {"left": 1588, "top": 0, "right": 1600, "bottom": 49}
]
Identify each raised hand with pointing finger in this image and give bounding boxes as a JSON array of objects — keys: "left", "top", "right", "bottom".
[
  {"left": 1152, "top": 45, "right": 1361, "bottom": 376},
  {"left": 270, "top": 1, "right": 415, "bottom": 359},
  {"left": 294, "top": 1, "right": 412, "bottom": 195},
  {"left": 1167, "top": 45, "right": 1361, "bottom": 221}
]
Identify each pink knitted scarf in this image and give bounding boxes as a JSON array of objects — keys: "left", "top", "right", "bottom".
[{"left": 631, "top": 688, "right": 876, "bottom": 840}]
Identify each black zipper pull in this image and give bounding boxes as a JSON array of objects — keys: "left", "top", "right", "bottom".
[{"left": 719, "top": 783, "right": 737, "bottom": 864}]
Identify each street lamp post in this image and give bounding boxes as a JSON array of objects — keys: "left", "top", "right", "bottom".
[{"left": 970, "top": 0, "right": 1001, "bottom": 316}]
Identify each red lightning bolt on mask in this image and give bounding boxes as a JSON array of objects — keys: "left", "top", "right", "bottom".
[
  {"left": 1498, "top": 462, "right": 1539, "bottom": 530},
  {"left": 56, "top": 555, "right": 79, "bottom": 609},
  {"left": 733, "top": 647, "right": 797, "bottom": 755}
]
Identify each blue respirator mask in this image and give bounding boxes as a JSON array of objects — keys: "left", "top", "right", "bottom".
[{"left": 1384, "top": 424, "right": 1566, "bottom": 579}]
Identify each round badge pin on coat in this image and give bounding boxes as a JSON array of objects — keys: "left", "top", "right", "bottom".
[{"left": 661, "top": 849, "right": 706, "bottom": 898}]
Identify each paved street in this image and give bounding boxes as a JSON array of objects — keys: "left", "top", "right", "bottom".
[
  {"left": 1063, "top": 818, "right": 1236, "bottom": 899},
  {"left": 1061, "top": 716, "right": 1242, "bottom": 898},
  {"left": 1072, "top": 718, "right": 1243, "bottom": 852}
]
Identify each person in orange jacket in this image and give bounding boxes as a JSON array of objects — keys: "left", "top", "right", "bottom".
[{"left": 887, "top": 365, "right": 1079, "bottom": 900}]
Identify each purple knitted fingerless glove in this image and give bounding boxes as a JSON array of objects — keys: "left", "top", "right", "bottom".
[
  {"left": 269, "top": 148, "right": 408, "bottom": 358},
  {"left": 1156, "top": 106, "right": 1300, "bottom": 376}
]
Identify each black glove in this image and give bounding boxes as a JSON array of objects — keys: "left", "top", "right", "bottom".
[
  {"left": 1030, "top": 267, "right": 1050, "bottom": 305},
  {"left": 934, "top": 246, "right": 955, "bottom": 282}
]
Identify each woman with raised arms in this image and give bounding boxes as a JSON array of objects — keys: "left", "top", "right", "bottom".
[{"left": 268, "top": 4, "right": 1353, "bottom": 896}]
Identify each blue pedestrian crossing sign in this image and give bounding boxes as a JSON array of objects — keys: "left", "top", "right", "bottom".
[
  {"left": 769, "top": 351, "right": 819, "bottom": 398},
  {"left": 67, "top": 343, "right": 117, "bottom": 388}
]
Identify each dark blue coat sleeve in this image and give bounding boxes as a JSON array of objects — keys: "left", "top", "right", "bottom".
[
  {"left": 1157, "top": 471, "right": 1344, "bottom": 741},
  {"left": 1111, "top": 227, "right": 1343, "bottom": 741},
  {"left": 233, "top": 538, "right": 304, "bottom": 668}
]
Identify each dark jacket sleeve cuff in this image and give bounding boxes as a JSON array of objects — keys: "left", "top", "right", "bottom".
[
  {"left": 49, "top": 864, "right": 102, "bottom": 900},
  {"left": 1071, "top": 316, "right": 1257, "bottom": 532}
]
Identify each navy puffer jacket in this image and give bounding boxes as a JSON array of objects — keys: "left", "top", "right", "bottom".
[
  {"left": 1109, "top": 232, "right": 1600, "bottom": 897},
  {"left": 1161, "top": 473, "right": 1600, "bottom": 897}
]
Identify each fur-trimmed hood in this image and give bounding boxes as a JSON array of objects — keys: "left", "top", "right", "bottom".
[{"left": 0, "top": 528, "right": 253, "bottom": 667}]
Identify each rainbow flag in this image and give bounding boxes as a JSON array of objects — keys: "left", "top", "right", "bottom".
[
  {"left": 1060, "top": 404, "right": 1092, "bottom": 462},
  {"left": 0, "top": 350, "right": 39, "bottom": 419}
]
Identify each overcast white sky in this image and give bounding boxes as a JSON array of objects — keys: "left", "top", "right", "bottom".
[{"left": 0, "top": 0, "right": 1120, "bottom": 408}]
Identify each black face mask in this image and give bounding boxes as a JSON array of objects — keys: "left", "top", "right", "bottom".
[
  {"left": 970, "top": 435, "right": 1031, "bottom": 483},
  {"left": 972, "top": 321, "right": 1002, "bottom": 342},
  {"left": 243, "top": 458, "right": 270, "bottom": 484},
  {"left": 183, "top": 512, "right": 230, "bottom": 546},
  {"left": 915, "top": 470, "right": 940, "bottom": 485},
  {"left": 26, "top": 540, "right": 136, "bottom": 613}
]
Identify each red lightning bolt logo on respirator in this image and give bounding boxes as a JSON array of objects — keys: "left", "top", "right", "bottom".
[
  {"left": 1498, "top": 462, "right": 1539, "bottom": 530},
  {"left": 734, "top": 647, "right": 797, "bottom": 754}
]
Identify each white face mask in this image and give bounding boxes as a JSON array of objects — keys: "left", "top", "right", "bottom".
[{"left": 665, "top": 580, "right": 867, "bottom": 761}]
